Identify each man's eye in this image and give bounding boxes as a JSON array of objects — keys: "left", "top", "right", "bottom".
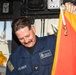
[
  {"left": 19, "top": 38, "right": 23, "bottom": 40},
  {"left": 26, "top": 35, "right": 30, "bottom": 37}
]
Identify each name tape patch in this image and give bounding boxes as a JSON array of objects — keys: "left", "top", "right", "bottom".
[
  {"left": 39, "top": 50, "right": 52, "bottom": 59},
  {"left": 18, "top": 65, "right": 27, "bottom": 71}
]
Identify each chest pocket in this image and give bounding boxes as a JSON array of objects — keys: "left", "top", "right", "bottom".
[
  {"left": 17, "top": 59, "right": 32, "bottom": 75},
  {"left": 18, "top": 64, "right": 32, "bottom": 75},
  {"left": 39, "top": 50, "right": 53, "bottom": 65}
]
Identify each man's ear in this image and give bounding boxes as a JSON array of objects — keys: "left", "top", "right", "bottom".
[{"left": 31, "top": 25, "right": 36, "bottom": 33}]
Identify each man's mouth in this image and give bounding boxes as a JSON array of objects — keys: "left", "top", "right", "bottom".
[{"left": 24, "top": 40, "right": 32, "bottom": 44}]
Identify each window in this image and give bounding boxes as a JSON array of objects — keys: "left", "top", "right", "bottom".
[{"left": 0, "top": 21, "right": 12, "bottom": 60}]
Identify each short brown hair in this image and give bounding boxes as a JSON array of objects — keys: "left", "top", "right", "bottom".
[{"left": 12, "top": 17, "right": 32, "bottom": 33}]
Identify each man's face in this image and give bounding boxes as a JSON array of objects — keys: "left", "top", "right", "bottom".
[{"left": 15, "top": 26, "right": 36, "bottom": 48}]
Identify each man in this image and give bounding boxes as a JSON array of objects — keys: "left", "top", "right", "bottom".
[{"left": 6, "top": 2, "right": 76, "bottom": 75}]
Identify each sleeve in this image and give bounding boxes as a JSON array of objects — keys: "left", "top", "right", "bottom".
[{"left": 6, "top": 56, "right": 18, "bottom": 75}]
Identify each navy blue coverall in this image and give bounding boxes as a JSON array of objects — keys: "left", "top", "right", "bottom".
[{"left": 6, "top": 35, "right": 56, "bottom": 75}]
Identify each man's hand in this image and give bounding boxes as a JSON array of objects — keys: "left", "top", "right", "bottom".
[{"left": 65, "top": 2, "right": 76, "bottom": 13}]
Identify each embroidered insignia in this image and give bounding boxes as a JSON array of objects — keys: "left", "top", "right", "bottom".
[
  {"left": 34, "top": 66, "right": 39, "bottom": 71},
  {"left": 7, "top": 61, "right": 14, "bottom": 72}
]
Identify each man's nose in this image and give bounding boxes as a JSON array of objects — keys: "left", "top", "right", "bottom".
[{"left": 24, "top": 37, "right": 29, "bottom": 44}]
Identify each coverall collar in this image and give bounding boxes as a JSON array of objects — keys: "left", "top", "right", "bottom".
[{"left": 19, "top": 36, "right": 46, "bottom": 57}]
